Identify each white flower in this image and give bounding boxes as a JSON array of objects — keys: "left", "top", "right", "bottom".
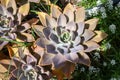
[
  {"left": 105, "top": 42, "right": 111, "bottom": 49},
  {"left": 117, "top": 2, "right": 120, "bottom": 8},
  {"left": 94, "top": 52, "right": 100, "bottom": 58},
  {"left": 107, "top": 0, "right": 113, "bottom": 5},
  {"left": 103, "top": 62, "right": 107, "bottom": 66},
  {"left": 87, "top": 10, "right": 93, "bottom": 16},
  {"left": 100, "top": 7, "right": 106, "bottom": 13},
  {"left": 110, "top": 77, "right": 117, "bottom": 80},
  {"left": 92, "top": 7, "right": 99, "bottom": 15},
  {"left": 107, "top": 0, "right": 113, "bottom": 10},
  {"left": 87, "top": 7, "right": 99, "bottom": 16},
  {"left": 96, "top": 0, "right": 102, "bottom": 6},
  {"left": 115, "top": 7, "right": 118, "bottom": 11},
  {"left": 101, "top": 12, "right": 107, "bottom": 19},
  {"left": 99, "top": 7, "right": 107, "bottom": 18},
  {"left": 89, "top": 66, "right": 100, "bottom": 73},
  {"left": 89, "top": 66, "right": 94, "bottom": 72},
  {"left": 111, "top": 59, "right": 116, "bottom": 65},
  {"left": 80, "top": 67, "right": 85, "bottom": 72},
  {"left": 109, "top": 24, "right": 116, "bottom": 34}
]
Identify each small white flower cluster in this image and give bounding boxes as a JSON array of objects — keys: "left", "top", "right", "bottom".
[
  {"left": 87, "top": 7, "right": 99, "bottom": 16},
  {"left": 96, "top": 0, "right": 102, "bottom": 6},
  {"left": 80, "top": 67, "right": 85, "bottom": 72},
  {"left": 94, "top": 52, "right": 100, "bottom": 58},
  {"left": 109, "top": 24, "right": 116, "bottom": 34},
  {"left": 117, "top": 2, "right": 120, "bottom": 8},
  {"left": 111, "top": 59, "right": 116, "bottom": 65},
  {"left": 89, "top": 66, "right": 100, "bottom": 73},
  {"left": 103, "top": 62, "right": 107, "bottom": 66},
  {"left": 106, "top": 0, "right": 113, "bottom": 10},
  {"left": 110, "top": 77, "right": 117, "bottom": 80},
  {"left": 105, "top": 42, "right": 111, "bottom": 49},
  {"left": 99, "top": 7, "right": 107, "bottom": 18},
  {"left": 94, "top": 52, "right": 100, "bottom": 61}
]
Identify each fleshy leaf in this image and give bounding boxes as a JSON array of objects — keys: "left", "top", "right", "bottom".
[
  {"left": 13, "top": 57, "right": 25, "bottom": 68},
  {"left": 11, "top": 69, "right": 23, "bottom": 78},
  {"left": 77, "top": 22, "right": 85, "bottom": 35},
  {"left": 17, "top": 33, "right": 35, "bottom": 42},
  {"left": 0, "top": 0, "right": 10, "bottom": 7},
  {"left": 60, "top": 61, "right": 75, "bottom": 78},
  {"left": 82, "top": 29, "right": 95, "bottom": 41},
  {"left": 38, "top": 12, "right": 47, "bottom": 26},
  {"left": 52, "top": 69, "right": 64, "bottom": 80},
  {"left": 0, "top": 41, "right": 8, "bottom": 50},
  {"left": 7, "top": 0, "right": 17, "bottom": 14},
  {"left": 53, "top": 53, "right": 67, "bottom": 68},
  {"left": 92, "top": 31, "right": 108, "bottom": 42},
  {"left": 64, "top": 10, "right": 74, "bottom": 22},
  {"left": 63, "top": 3, "right": 75, "bottom": 14},
  {"left": 66, "top": 21, "right": 76, "bottom": 31},
  {"left": 75, "top": 7, "right": 85, "bottom": 22},
  {"left": 18, "top": 2, "right": 30, "bottom": 16},
  {"left": 50, "top": 4, "right": 62, "bottom": 19},
  {"left": 32, "top": 25, "right": 45, "bottom": 37},
  {"left": 0, "top": 59, "right": 15, "bottom": 73},
  {"left": 45, "top": 15, "right": 57, "bottom": 28},
  {"left": 63, "top": 3, "right": 75, "bottom": 22},
  {"left": 58, "top": 14, "right": 67, "bottom": 27},
  {"left": 78, "top": 52, "right": 91, "bottom": 66},
  {"left": 85, "top": 18, "right": 99, "bottom": 30},
  {"left": 84, "top": 41, "right": 100, "bottom": 52},
  {"left": 7, "top": 45, "right": 19, "bottom": 58},
  {"left": 40, "top": 53, "right": 55, "bottom": 66}
]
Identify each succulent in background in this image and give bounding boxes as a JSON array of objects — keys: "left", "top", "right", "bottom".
[
  {"left": 0, "top": 2, "right": 35, "bottom": 50},
  {"left": 0, "top": 47, "right": 51, "bottom": 80},
  {"left": 33, "top": 3, "right": 107, "bottom": 78},
  {"left": 0, "top": 4, "right": 19, "bottom": 50}
]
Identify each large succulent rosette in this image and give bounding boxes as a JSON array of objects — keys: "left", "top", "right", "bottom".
[
  {"left": 33, "top": 3, "right": 107, "bottom": 77},
  {"left": 0, "top": 48, "right": 51, "bottom": 80}
]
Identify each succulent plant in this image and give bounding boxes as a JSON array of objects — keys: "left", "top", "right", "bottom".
[
  {"left": 32, "top": 3, "right": 107, "bottom": 78},
  {"left": 0, "top": 3, "right": 35, "bottom": 50},
  {"left": 0, "top": 47, "right": 51, "bottom": 80},
  {"left": 0, "top": 4, "right": 18, "bottom": 50}
]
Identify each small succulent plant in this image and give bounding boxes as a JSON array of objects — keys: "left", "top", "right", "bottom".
[
  {"left": 0, "top": 4, "right": 18, "bottom": 50},
  {"left": 0, "top": 47, "right": 51, "bottom": 80},
  {"left": 33, "top": 3, "right": 107, "bottom": 78},
  {"left": 0, "top": 3, "right": 35, "bottom": 50}
]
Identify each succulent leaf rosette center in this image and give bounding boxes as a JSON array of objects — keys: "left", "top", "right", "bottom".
[
  {"left": 60, "top": 31, "right": 71, "bottom": 43},
  {"left": 0, "top": 16, "right": 13, "bottom": 34},
  {"left": 0, "top": 16, "right": 10, "bottom": 27},
  {"left": 23, "top": 65, "right": 37, "bottom": 80},
  {"left": 0, "top": 5, "right": 15, "bottom": 36}
]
